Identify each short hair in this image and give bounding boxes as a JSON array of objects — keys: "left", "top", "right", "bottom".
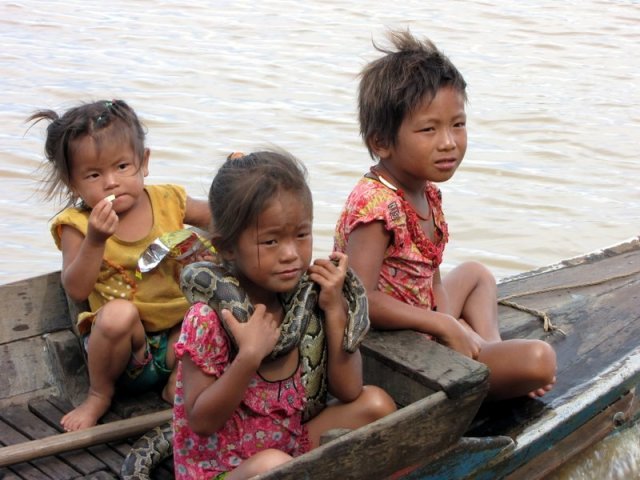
[{"left": 358, "top": 30, "right": 467, "bottom": 158}]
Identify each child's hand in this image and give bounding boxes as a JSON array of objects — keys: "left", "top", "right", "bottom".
[
  {"left": 221, "top": 304, "right": 280, "bottom": 367},
  {"left": 308, "top": 251, "right": 348, "bottom": 318},
  {"left": 438, "top": 314, "right": 482, "bottom": 360},
  {"left": 86, "top": 197, "right": 118, "bottom": 244}
]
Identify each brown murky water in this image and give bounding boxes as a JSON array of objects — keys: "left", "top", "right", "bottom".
[{"left": 1, "top": 1, "right": 638, "bottom": 477}]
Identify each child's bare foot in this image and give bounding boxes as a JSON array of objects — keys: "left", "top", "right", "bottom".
[
  {"left": 528, "top": 377, "right": 556, "bottom": 399},
  {"left": 60, "top": 391, "right": 111, "bottom": 431},
  {"left": 161, "top": 370, "right": 177, "bottom": 405}
]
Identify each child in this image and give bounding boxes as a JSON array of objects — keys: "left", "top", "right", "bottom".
[
  {"left": 29, "top": 99, "right": 211, "bottom": 431},
  {"left": 173, "top": 150, "right": 396, "bottom": 479},
  {"left": 334, "top": 30, "right": 557, "bottom": 401}
]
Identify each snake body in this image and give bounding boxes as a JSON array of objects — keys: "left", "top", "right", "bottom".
[{"left": 121, "top": 260, "right": 369, "bottom": 478}]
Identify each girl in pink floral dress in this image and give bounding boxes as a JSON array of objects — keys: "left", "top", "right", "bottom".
[
  {"left": 173, "top": 151, "right": 396, "bottom": 480},
  {"left": 335, "top": 30, "right": 557, "bottom": 401}
]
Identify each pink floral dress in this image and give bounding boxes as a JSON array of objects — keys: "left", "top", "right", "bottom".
[
  {"left": 334, "top": 175, "right": 448, "bottom": 311},
  {"left": 173, "top": 302, "right": 310, "bottom": 479}
]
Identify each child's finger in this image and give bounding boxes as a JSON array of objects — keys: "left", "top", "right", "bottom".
[
  {"left": 329, "top": 251, "right": 348, "bottom": 270},
  {"left": 220, "top": 308, "right": 239, "bottom": 329}
]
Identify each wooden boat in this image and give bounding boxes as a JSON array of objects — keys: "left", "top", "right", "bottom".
[{"left": 1, "top": 236, "right": 639, "bottom": 479}]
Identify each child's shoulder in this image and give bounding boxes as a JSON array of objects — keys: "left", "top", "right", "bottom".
[
  {"left": 345, "top": 176, "right": 405, "bottom": 212},
  {"left": 145, "top": 184, "right": 188, "bottom": 220},
  {"left": 50, "top": 207, "right": 89, "bottom": 248},
  {"left": 145, "top": 183, "right": 187, "bottom": 201},
  {"left": 340, "top": 176, "right": 405, "bottom": 227},
  {"left": 346, "top": 176, "right": 396, "bottom": 202}
]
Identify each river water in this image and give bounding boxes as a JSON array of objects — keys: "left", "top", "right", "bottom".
[{"left": 1, "top": 1, "right": 638, "bottom": 477}]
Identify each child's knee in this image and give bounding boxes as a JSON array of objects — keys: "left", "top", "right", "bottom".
[
  {"left": 359, "top": 385, "right": 397, "bottom": 421},
  {"left": 528, "top": 340, "right": 557, "bottom": 384},
  {"left": 93, "top": 300, "right": 140, "bottom": 338},
  {"left": 249, "top": 449, "right": 292, "bottom": 472},
  {"left": 467, "top": 261, "right": 495, "bottom": 284}
]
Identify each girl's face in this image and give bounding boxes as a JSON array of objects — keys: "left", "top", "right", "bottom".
[
  {"left": 69, "top": 133, "right": 149, "bottom": 213},
  {"left": 374, "top": 86, "right": 467, "bottom": 189},
  {"left": 225, "top": 189, "right": 313, "bottom": 304}
]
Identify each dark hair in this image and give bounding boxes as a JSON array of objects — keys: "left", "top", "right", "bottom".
[
  {"left": 28, "top": 99, "right": 146, "bottom": 207},
  {"left": 209, "top": 149, "right": 313, "bottom": 253},
  {"left": 358, "top": 30, "right": 467, "bottom": 158}
]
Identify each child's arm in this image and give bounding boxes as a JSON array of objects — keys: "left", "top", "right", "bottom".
[
  {"left": 181, "top": 305, "right": 280, "bottom": 436},
  {"left": 60, "top": 198, "right": 117, "bottom": 301},
  {"left": 345, "top": 221, "right": 481, "bottom": 359},
  {"left": 183, "top": 196, "right": 211, "bottom": 230},
  {"left": 308, "top": 252, "right": 363, "bottom": 402}
]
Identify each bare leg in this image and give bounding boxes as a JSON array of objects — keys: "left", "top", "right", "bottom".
[
  {"left": 306, "top": 385, "right": 396, "bottom": 448},
  {"left": 477, "top": 338, "right": 557, "bottom": 400},
  {"left": 445, "top": 264, "right": 557, "bottom": 399},
  {"left": 161, "top": 323, "right": 182, "bottom": 404},
  {"left": 226, "top": 449, "right": 292, "bottom": 479},
  {"left": 442, "top": 261, "right": 500, "bottom": 341},
  {"left": 61, "top": 300, "right": 146, "bottom": 431}
]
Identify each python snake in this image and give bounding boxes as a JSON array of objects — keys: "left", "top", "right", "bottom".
[{"left": 121, "top": 261, "right": 369, "bottom": 479}]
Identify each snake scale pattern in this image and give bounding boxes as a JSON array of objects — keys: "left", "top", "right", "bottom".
[{"left": 121, "top": 261, "right": 370, "bottom": 479}]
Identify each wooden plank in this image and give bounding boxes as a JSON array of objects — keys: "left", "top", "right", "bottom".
[
  {"left": 400, "top": 435, "right": 514, "bottom": 479},
  {"left": 0, "top": 467, "right": 23, "bottom": 479},
  {"left": 46, "top": 396, "right": 140, "bottom": 478},
  {"left": 0, "top": 272, "right": 70, "bottom": 344},
  {"left": 0, "top": 337, "right": 58, "bottom": 405},
  {"left": 258, "top": 381, "right": 487, "bottom": 480},
  {"left": 0, "top": 408, "right": 172, "bottom": 468},
  {"left": 43, "top": 330, "right": 88, "bottom": 407},
  {"left": 29, "top": 398, "right": 125, "bottom": 477},
  {"left": 32, "top": 396, "right": 175, "bottom": 478},
  {"left": 0, "top": 417, "right": 77, "bottom": 479},
  {"left": 496, "top": 243, "right": 640, "bottom": 339},
  {"left": 0, "top": 405, "right": 105, "bottom": 475},
  {"left": 506, "top": 389, "right": 639, "bottom": 480},
  {"left": 362, "top": 329, "right": 489, "bottom": 404}
]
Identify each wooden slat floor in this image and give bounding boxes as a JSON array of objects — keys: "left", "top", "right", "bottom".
[{"left": 0, "top": 394, "right": 174, "bottom": 480}]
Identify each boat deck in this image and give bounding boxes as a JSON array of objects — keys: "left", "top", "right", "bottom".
[{"left": 0, "top": 394, "right": 171, "bottom": 479}]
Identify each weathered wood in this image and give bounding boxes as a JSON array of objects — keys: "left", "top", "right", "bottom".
[
  {"left": 29, "top": 397, "right": 125, "bottom": 477},
  {"left": 0, "top": 271, "right": 70, "bottom": 344},
  {"left": 0, "top": 404, "right": 106, "bottom": 475},
  {"left": 257, "top": 377, "right": 488, "bottom": 480},
  {"left": 44, "top": 330, "right": 88, "bottom": 407},
  {"left": 0, "top": 467, "right": 22, "bottom": 479},
  {"left": 362, "top": 329, "right": 489, "bottom": 404},
  {"left": 0, "top": 409, "right": 172, "bottom": 468},
  {"left": 0, "top": 336, "right": 59, "bottom": 405},
  {"left": 403, "top": 435, "right": 514, "bottom": 479},
  {"left": 0, "top": 417, "right": 79, "bottom": 479},
  {"left": 506, "top": 389, "right": 639, "bottom": 480}
]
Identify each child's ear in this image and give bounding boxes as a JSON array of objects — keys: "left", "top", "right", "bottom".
[
  {"left": 212, "top": 236, "right": 235, "bottom": 262},
  {"left": 368, "top": 135, "right": 390, "bottom": 160},
  {"left": 142, "top": 148, "right": 150, "bottom": 177}
]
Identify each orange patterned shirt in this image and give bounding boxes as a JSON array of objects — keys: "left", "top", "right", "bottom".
[{"left": 334, "top": 176, "right": 448, "bottom": 310}]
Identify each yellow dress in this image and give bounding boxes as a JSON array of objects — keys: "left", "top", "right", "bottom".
[{"left": 51, "top": 184, "right": 190, "bottom": 335}]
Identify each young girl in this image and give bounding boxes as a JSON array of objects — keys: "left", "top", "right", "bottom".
[
  {"left": 173, "top": 150, "right": 396, "bottom": 479},
  {"left": 334, "top": 30, "right": 557, "bottom": 400},
  {"left": 30, "top": 99, "right": 211, "bottom": 431}
]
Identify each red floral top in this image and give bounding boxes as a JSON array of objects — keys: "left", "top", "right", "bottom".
[
  {"left": 173, "top": 302, "right": 310, "bottom": 479},
  {"left": 334, "top": 175, "right": 448, "bottom": 310}
]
